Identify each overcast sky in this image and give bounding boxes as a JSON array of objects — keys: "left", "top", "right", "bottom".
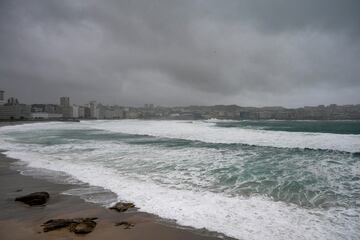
[{"left": 1, "top": 0, "right": 359, "bottom": 107}]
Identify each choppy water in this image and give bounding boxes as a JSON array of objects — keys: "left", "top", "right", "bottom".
[{"left": 0, "top": 120, "right": 359, "bottom": 240}]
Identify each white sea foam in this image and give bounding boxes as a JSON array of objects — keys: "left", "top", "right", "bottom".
[
  {"left": 0, "top": 121, "right": 359, "bottom": 240},
  {"left": 1, "top": 120, "right": 359, "bottom": 152},
  {"left": 1, "top": 149, "right": 356, "bottom": 240},
  {"left": 81, "top": 120, "right": 360, "bottom": 152}
]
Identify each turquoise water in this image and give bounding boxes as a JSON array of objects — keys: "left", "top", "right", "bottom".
[
  {"left": 215, "top": 120, "right": 360, "bottom": 134},
  {"left": 0, "top": 120, "right": 359, "bottom": 240}
]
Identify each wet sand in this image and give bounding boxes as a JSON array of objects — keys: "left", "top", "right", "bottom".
[{"left": 0, "top": 152, "right": 225, "bottom": 240}]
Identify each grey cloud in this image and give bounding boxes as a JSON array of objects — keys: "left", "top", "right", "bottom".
[
  {"left": 0, "top": 0, "right": 359, "bottom": 107},
  {"left": 209, "top": 0, "right": 360, "bottom": 36}
]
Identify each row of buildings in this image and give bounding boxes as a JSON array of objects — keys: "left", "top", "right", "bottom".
[
  {"left": 30, "top": 98, "right": 124, "bottom": 120},
  {"left": 0, "top": 90, "right": 140, "bottom": 120},
  {"left": 170, "top": 104, "right": 360, "bottom": 120},
  {"left": 1, "top": 89, "right": 360, "bottom": 121},
  {"left": 0, "top": 90, "right": 32, "bottom": 120}
]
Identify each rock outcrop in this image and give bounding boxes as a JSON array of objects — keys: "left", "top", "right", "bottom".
[
  {"left": 69, "top": 220, "right": 97, "bottom": 234},
  {"left": 109, "top": 202, "right": 135, "bottom": 212},
  {"left": 115, "top": 221, "right": 135, "bottom": 229},
  {"left": 42, "top": 218, "right": 97, "bottom": 234},
  {"left": 15, "top": 192, "right": 50, "bottom": 206}
]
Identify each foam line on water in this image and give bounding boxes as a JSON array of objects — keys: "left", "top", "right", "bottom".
[
  {"left": 82, "top": 120, "right": 360, "bottom": 152},
  {"left": 1, "top": 121, "right": 359, "bottom": 152}
]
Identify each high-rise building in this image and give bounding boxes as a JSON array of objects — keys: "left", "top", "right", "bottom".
[
  {"left": 88, "top": 101, "right": 97, "bottom": 119},
  {"left": 0, "top": 90, "right": 5, "bottom": 105},
  {"left": 60, "top": 97, "right": 72, "bottom": 118},
  {"left": 60, "top": 97, "right": 70, "bottom": 107},
  {"left": 72, "top": 105, "right": 79, "bottom": 118},
  {"left": 0, "top": 95, "right": 31, "bottom": 120}
]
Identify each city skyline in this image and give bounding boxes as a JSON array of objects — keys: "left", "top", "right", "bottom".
[
  {"left": 1, "top": 88, "right": 360, "bottom": 121},
  {"left": 1, "top": 88, "right": 360, "bottom": 109}
]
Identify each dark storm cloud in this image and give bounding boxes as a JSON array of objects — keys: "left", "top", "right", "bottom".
[{"left": 0, "top": 0, "right": 359, "bottom": 106}]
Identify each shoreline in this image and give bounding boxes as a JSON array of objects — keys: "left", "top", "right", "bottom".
[{"left": 0, "top": 152, "right": 226, "bottom": 240}]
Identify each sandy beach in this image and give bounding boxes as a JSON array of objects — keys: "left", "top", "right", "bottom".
[{"left": 0, "top": 123, "right": 225, "bottom": 240}]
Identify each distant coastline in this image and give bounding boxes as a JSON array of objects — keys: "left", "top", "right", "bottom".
[
  {"left": 1, "top": 90, "right": 360, "bottom": 121},
  {"left": 2, "top": 102, "right": 360, "bottom": 121}
]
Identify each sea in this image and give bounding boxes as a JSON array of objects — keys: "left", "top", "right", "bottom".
[{"left": 0, "top": 119, "right": 359, "bottom": 240}]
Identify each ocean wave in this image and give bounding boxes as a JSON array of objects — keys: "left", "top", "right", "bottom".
[
  {"left": 1, "top": 120, "right": 359, "bottom": 152},
  {"left": 1, "top": 121, "right": 359, "bottom": 239},
  {"left": 79, "top": 120, "right": 360, "bottom": 153},
  {"left": 2, "top": 149, "right": 358, "bottom": 240}
]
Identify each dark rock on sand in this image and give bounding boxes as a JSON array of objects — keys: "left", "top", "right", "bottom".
[
  {"left": 109, "top": 202, "right": 135, "bottom": 212},
  {"left": 42, "top": 218, "right": 97, "bottom": 234},
  {"left": 42, "top": 219, "right": 73, "bottom": 232},
  {"left": 69, "top": 220, "right": 97, "bottom": 234},
  {"left": 115, "top": 221, "right": 135, "bottom": 229},
  {"left": 15, "top": 191, "right": 49, "bottom": 206}
]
